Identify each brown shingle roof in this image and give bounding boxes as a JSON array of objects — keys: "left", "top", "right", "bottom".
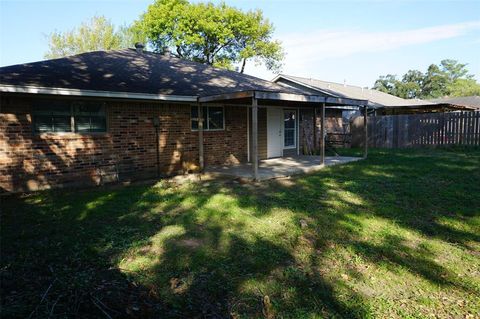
[{"left": 0, "top": 49, "right": 303, "bottom": 98}]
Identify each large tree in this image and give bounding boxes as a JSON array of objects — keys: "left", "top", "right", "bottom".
[
  {"left": 136, "top": 0, "right": 284, "bottom": 72},
  {"left": 373, "top": 59, "right": 480, "bottom": 99},
  {"left": 45, "top": 16, "right": 144, "bottom": 59}
]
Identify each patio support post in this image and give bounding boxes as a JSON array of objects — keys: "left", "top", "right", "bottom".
[
  {"left": 320, "top": 102, "right": 325, "bottom": 165},
  {"left": 252, "top": 96, "right": 259, "bottom": 181},
  {"left": 313, "top": 107, "right": 318, "bottom": 153},
  {"left": 363, "top": 105, "right": 368, "bottom": 159},
  {"left": 198, "top": 104, "right": 204, "bottom": 171}
]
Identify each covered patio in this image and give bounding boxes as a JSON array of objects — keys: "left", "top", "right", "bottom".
[
  {"left": 206, "top": 155, "right": 362, "bottom": 181},
  {"left": 198, "top": 90, "right": 369, "bottom": 181}
]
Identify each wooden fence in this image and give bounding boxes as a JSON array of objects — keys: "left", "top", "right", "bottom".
[{"left": 351, "top": 111, "right": 480, "bottom": 148}]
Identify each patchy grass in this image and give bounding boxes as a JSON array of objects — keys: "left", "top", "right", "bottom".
[{"left": 1, "top": 148, "right": 479, "bottom": 318}]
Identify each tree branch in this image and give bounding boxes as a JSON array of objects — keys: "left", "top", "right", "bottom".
[{"left": 240, "top": 58, "right": 247, "bottom": 73}]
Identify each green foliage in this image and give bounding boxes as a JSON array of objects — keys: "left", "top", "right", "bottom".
[
  {"left": 447, "top": 78, "right": 480, "bottom": 97},
  {"left": 136, "top": 0, "right": 284, "bottom": 72},
  {"left": 372, "top": 74, "right": 398, "bottom": 95},
  {"left": 44, "top": 16, "right": 145, "bottom": 59},
  {"left": 2, "top": 149, "right": 480, "bottom": 317},
  {"left": 399, "top": 70, "right": 424, "bottom": 99},
  {"left": 373, "top": 59, "right": 479, "bottom": 99}
]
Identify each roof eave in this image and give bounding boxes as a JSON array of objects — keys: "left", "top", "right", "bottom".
[
  {"left": 198, "top": 90, "right": 367, "bottom": 106},
  {"left": 198, "top": 90, "right": 329, "bottom": 104},
  {"left": 273, "top": 75, "right": 342, "bottom": 98},
  {"left": 377, "top": 103, "right": 475, "bottom": 111},
  {"left": 0, "top": 84, "right": 198, "bottom": 102}
]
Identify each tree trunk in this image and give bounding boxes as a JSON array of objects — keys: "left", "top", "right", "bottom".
[
  {"left": 176, "top": 46, "right": 183, "bottom": 58},
  {"left": 240, "top": 58, "right": 247, "bottom": 73}
]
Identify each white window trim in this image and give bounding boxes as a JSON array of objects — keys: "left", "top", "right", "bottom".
[{"left": 191, "top": 105, "right": 225, "bottom": 131}]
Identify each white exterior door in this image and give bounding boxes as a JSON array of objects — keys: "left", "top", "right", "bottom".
[{"left": 267, "top": 108, "right": 283, "bottom": 158}]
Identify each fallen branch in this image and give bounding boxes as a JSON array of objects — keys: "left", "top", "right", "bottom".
[
  {"left": 27, "top": 279, "right": 56, "bottom": 319},
  {"left": 48, "top": 294, "right": 62, "bottom": 318},
  {"left": 92, "top": 298, "right": 113, "bottom": 319},
  {"left": 91, "top": 294, "right": 120, "bottom": 315}
]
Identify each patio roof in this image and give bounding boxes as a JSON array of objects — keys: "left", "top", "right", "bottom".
[
  {"left": 375, "top": 102, "right": 475, "bottom": 115},
  {"left": 198, "top": 89, "right": 367, "bottom": 107}
]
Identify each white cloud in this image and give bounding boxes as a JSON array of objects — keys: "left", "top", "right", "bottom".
[{"left": 244, "top": 21, "right": 480, "bottom": 80}]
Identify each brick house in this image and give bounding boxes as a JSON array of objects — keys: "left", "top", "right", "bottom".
[{"left": 0, "top": 47, "right": 367, "bottom": 192}]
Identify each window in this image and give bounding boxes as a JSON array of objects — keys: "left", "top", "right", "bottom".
[
  {"left": 33, "top": 102, "right": 72, "bottom": 133},
  {"left": 284, "top": 110, "right": 296, "bottom": 148},
  {"left": 191, "top": 105, "right": 224, "bottom": 131},
  {"left": 33, "top": 100, "right": 106, "bottom": 133},
  {"left": 73, "top": 102, "right": 107, "bottom": 133}
]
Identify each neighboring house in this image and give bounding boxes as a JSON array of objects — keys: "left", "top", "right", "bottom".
[
  {"left": 273, "top": 74, "right": 474, "bottom": 117},
  {"left": 0, "top": 46, "right": 366, "bottom": 192},
  {"left": 428, "top": 96, "right": 480, "bottom": 111}
]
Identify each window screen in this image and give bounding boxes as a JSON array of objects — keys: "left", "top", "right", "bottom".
[
  {"left": 191, "top": 106, "right": 208, "bottom": 130},
  {"left": 33, "top": 102, "right": 72, "bottom": 133},
  {"left": 73, "top": 103, "right": 107, "bottom": 133},
  {"left": 191, "top": 106, "right": 224, "bottom": 130},
  {"left": 284, "top": 110, "right": 296, "bottom": 148},
  {"left": 33, "top": 100, "right": 106, "bottom": 133},
  {"left": 208, "top": 107, "right": 224, "bottom": 130}
]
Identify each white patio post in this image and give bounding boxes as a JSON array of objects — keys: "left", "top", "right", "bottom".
[
  {"left": 320, "top": 102, "right": 326, "bottom": 165},
  {"left": 363, "top": 105, "right": 368, "bottom": 159},
  {"left": 198, "top": 104, "right": 204, "bottom": 170},
  {"left": 251, "top": 96, "right": 259, "bottom": 180}
]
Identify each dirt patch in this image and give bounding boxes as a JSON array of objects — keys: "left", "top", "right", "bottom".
[{"left": 177, "top": 238, "right": 204, "bottom": 249}]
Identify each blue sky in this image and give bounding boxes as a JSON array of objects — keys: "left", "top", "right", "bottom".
[{"left": 1, "top": 0, "right": 479, "bottom": 87}]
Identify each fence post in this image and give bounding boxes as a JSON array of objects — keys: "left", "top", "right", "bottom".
[{"left": 363, "top": 105, "right": 368, "bottom": 158}]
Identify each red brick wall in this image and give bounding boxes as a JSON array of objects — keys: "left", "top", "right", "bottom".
[{"left": 0, "top": 95, "right": 248, "bottom": 192}]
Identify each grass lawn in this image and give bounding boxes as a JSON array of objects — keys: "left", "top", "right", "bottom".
[{"left": 1, "top": 148, "right": 479, "bottom": 318}]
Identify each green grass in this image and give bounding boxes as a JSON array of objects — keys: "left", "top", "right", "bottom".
[{"left": 1, "top": 148, "right": 480, "bottom": 318}]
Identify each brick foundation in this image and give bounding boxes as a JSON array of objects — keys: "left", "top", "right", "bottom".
[{"left": 0, "top": 95, "right": 248, "bottom": 192}]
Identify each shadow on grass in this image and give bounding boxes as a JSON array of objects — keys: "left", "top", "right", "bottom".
[{"left": 1, "top": 148, "right": 479, "bottom": 318}]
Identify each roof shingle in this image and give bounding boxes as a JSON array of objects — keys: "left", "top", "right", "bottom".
[{"left": 0, "top": 49, "right": 303, "bottom": 98}]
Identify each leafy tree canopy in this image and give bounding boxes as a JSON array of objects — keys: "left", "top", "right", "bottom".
[
  {"left": 135, "top": 0, "right": 284, "bottom": 72},
  {"left": 373, "top": 59, "right": 480, "bottom": 99},
  {"left": 45, "top": 16, "right": 145, "bottom": 59}
]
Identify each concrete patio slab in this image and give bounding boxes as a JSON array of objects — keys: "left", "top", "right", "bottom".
[{"left": 205, "top": 156, "right": 362, "bottom": 181}]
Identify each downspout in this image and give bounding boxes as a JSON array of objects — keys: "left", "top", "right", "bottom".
[
  {"left": 153, "top": 116, "right": 161, "bottom": 178},
  {"left": 247, "top": 106, "right": 250, "bottom": 162}
]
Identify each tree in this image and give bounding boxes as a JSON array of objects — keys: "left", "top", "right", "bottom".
[
  {"left": 422, "top": 64, "right": 449, "bottom": 98},
  {"left": 136, "top": 0, "right": 284, "bottom": 72},
  {"left": 398, "top": 70, "right": 424, "bottom": 99},
  {"left": 447, "top": 78, "right": 480, "bottom": 97},
  {"left": 373, "top": 74, "right": 399, "bottom": 95},
  {"left": 373, "top": 59, "right": 479, "bottom": 99},
  {"left": 45, "top": 16, "right": 144, "bottom": 59},
  {"left": 440, "top": 59, "right": 473, "bottom": 82}
]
